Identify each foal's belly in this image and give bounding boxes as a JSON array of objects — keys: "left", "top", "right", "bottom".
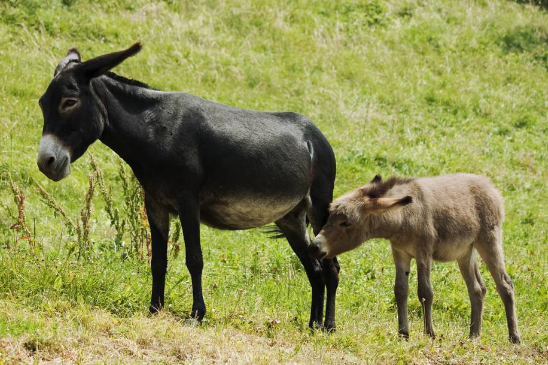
[
  {"left": 199, "top": 195, "right": 302, "bottom": 230},
  {"left": 432, "top": 239, "right": 475, "bottom": 262}
]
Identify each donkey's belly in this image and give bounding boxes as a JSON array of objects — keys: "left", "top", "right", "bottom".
[{"left": 200, "top": 195, "right": 301, "bottom": 230}]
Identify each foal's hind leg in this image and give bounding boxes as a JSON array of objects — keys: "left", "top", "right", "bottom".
[
  {"left": 475, "top": 229, "right": 521, "bottom": 343},
  {"left": 276, "top": 202, "right": 324, "bottom": 329},
  {"left": 457, "top": 247, "right": 487, "bottom": 339},
  {"left": 416, "top": 255, "right": 435, "bottom": 338}
]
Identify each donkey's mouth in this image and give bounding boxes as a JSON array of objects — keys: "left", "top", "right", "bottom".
[
  {"left": 38, "top": 154, "right": 71, "bottom": 182},
  {"left": 51, "top": 156, "right": 71, "bottom": 181},
  {"left": 37, "top": 134, "right": 72, "bottom": 181}
]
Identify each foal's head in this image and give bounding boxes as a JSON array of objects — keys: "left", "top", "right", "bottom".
[
  {"left": 37, "top": 43, "right": 142, "bottom": 181},
  {"left": 309, "top": 175, "right": 412, "bottom": 259}
]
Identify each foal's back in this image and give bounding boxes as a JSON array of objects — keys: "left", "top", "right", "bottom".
[{"left": 394, "top": 174, "right": 504, "bottom": 262}]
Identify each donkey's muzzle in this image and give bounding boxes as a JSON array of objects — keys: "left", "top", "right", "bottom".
[{"left": 37, "top": 134, "right": 71, "bottom": 181}]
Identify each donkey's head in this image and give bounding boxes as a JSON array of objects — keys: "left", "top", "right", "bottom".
[
  {"left": 309, "top": 175, "right": 412, "bottom": 259},
  {"left": 37, "top": 43, "right": 142, "bottom": 181}
]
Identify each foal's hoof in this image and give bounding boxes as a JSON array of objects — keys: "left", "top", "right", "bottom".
[
  {"left": 468, "top": 332, "right": 481, "bottom": 341},
  {"left": 509, "top": 335, "right": 521, "bottom": 344},
  {"left": 398, "top": 330, "right": 409, "bottom": 340}
]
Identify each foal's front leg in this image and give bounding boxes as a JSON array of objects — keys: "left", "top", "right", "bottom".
[
  {"left": 392, "top": 249, "right": 411, "bottom": 338},
  {"left": 178, "top": 192, "right": 206, "bottom": 320},
  {"left": 146, "top": 195, "right": 170, "bottom": 313}
]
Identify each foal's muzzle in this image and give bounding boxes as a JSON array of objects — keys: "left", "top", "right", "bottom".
[
  {"left": 37, "top": 134, "right": 71, "bottom": 181},
  {"left": 308, "top": 236, "right": 328, "bottom": 260}
]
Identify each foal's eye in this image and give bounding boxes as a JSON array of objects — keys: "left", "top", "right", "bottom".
[
  {"left": 62, "top": 98, "right": 78, "bottom": 110},
  {"left": 339, "top": 221, "right": 351, "bottom": 228}
]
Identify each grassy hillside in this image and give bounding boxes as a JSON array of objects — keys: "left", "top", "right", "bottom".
[{"left": 1, "top": 0, "right": 547, "bottom": 363}]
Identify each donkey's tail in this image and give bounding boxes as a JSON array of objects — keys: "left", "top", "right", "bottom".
[
  {"left": 262, "top": 217, "right": 311, "bottom": 240},
  {"left": 263, "top": 224, "right": 286, "bottom": 239}
]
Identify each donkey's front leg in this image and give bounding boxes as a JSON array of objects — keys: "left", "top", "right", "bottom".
[
  {"left": 322, "top": 256, "right": 340, "bottom": 331},
  {"left": 178, "top": 193, "right": 206, "bottom": 321},
  {"left": 146, "top": 195, "right": 170, "bottom": 314},
  {"left": 392, "top": 249, "right": 412, "bottom": 338},
  {"left": 417, "top": 257, "right": 435, "bottom": 338}
]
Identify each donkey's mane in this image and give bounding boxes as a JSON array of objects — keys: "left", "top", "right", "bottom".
[
  {"left": 365, "top": 176, "right": 415, "bottom": 198},
  {"left": 105, "top": 71, "right": 154, "bottom": 90}
]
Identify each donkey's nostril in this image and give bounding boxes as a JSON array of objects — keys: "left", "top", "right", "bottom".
[{"left": 46, "top": 156, "right": 55, "bottom": 166}]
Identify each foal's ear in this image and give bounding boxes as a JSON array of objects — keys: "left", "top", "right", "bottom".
[
  {"left": 77, "top": 42, "right": 142, "bottom": 79},
  {"left": 367, "top": 195, "right": 413, "bottom": 215},
  {"left": 54, "top": 48, "right": 82, "bottom": 77},
  {"left": 370, "top": 174, "right": 382, "bottom": 184}
]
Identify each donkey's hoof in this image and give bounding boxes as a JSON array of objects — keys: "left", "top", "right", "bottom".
[
  {"left": 184, "top": 318, "right": 202, "bottom": 327},
  {"left": 149, "top": 305, "right": 162, "bottom": 315},
  {"left": 308, "top": 321, "right": 323, "bottom": 331},
  {"left": 190, "top": 306, "right": 206, "bottom": 321},
  {"left": 322, "top": 321, "right": 336, "bottom": 333}
]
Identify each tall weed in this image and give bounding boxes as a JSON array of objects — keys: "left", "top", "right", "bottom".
[{"left": 35, "top": 171, "right": 97, "bottom": 260}]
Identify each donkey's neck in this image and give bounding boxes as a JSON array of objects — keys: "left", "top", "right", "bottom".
[{"left": 94, "top": 76, "right": 166, "bottom": 165}]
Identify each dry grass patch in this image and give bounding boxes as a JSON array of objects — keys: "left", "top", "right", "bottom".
[
  {"left": 1, "top": 301, "right": 547, "bottom": 364},
  {"left": 0, "top": 303, "right": 363, "bottom": 364}
]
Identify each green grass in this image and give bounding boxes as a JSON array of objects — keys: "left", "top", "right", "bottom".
[{"left": 1, "top": 0, "right": 548, "bottom": 363}]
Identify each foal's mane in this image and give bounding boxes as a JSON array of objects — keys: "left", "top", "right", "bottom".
[
  {"left": 365, "top": 176, "right": 415, "bottom": 198},
  {"left": 105, "top": 71, "right": 155, "bottom": 90}
]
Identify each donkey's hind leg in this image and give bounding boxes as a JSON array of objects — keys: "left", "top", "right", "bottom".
[
  {"left": 276, "top": 201, "right": 324, "bottom": 330},
  {"left": 457, "top": 247, "right": 487, "bottom": 339},
  {"left": 474, "top": 228, "right": 521, "bottom": 343}
]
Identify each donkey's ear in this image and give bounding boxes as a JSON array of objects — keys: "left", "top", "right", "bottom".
[
  {"left": 54, "top": 47, "right": 81, "bottom": 77},
  {"left": 370, "top": 174, "right": 382, "bottom": 184},
  {"left": 77, "top": 42, "right": 142, "bottom": 79},
  {"left": 368, "top": 196, "right": 412, "bottom": 215}
]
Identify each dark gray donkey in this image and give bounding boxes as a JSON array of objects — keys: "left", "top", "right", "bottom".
[
  {"left": 37, "top": 43, "right": 340, "bottom": 330},
  {"left": 309, "top": 173, "right": 520, "bottom": 343}
]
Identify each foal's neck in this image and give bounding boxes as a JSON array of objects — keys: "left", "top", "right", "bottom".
[{"left": 364, "top": 212, "right": 405, "bottom": 240}]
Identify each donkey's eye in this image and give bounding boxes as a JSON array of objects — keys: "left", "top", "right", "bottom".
[
  {"left": 339, "top": 221, "right": 351, "bottom": 228},
  {"left": 62, "top": 98, "right": 78, "bottom": 109}
]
